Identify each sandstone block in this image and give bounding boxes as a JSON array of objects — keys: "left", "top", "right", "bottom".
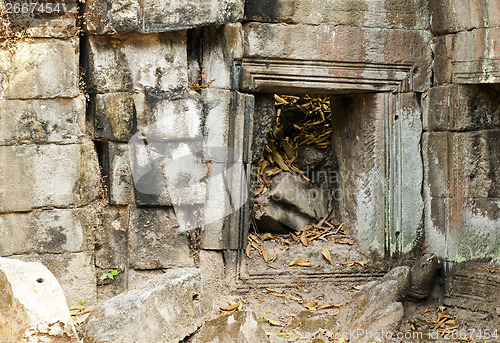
[
  {"left": 203, "top": 23, "right": 244, "bottom": 90},
  {"left": 423, "top": 84, "right": 500, "bottom": 131},
  {"left": 82, "top": 268, "right": 212, "bottom": 343},
  {"left": 108, "top": 142, "right": 134, "bottom": 205},
  {"left": 399, "top": 93, "right": 424, "bottom": 254},
  {"left": 84, "top": 0, "right": 244, "bottom": 34},
  {"left": 0, "top": 208, "right": 95, "bottom": 256},
  {"left": 198, "top": 310, "right": 269, "bottom": 343},
  {"left": 424, "top": 197, "right": 450, "bottom": 260},
  {"left": 422, "top": 132, "right": 450, "bottom": 198},
  {"left": 245, "top": 0, "right": 430, "bottom": 30},
  {"left": 201, "top": 89, "right": 254, "bottom": 162},
  {"left": 128, "top": 206, "right": 193, "bottom": 269},
  {"left": 0, "top": 1, "right": 78, "bottom": 38},
  {"left": 95, "top": 206, "right": 128, "bottom": 269},
  {"left": 243, "top": 23, "right": 432, "bottom": 92},
  {"left": 452, "top": 28, "right": 500, "bottom": 84},
  {"left": 433, "top": 29, "right": 500, "bottom": 84},
  {"left": 13, "top": 252, "right": 97, "bottom": 307},
  {"left": 428, "top": 0, "right": 500, "bottom": 35},
  {"left": 0, "top": 38, "right": 79, "bottom": 99},
  {"left": 86, "top": 32, "right": 187, "bottom": 93},
  {"left": 450, "top": 131, "right": 499, "bottom": 198},
  {"left": 0, "top": 257, "right": 78, "bottom": 343},
  {"left": 454, "top": 198, "right": 500, "bottom": 262},
  {"left": 136, "top": 90, "right": 203, "bottom": 140},
  {"left": 0, "top": 143, "right": 100, "bottom": 213},
  {"left": 92, "top": 93, "right": 136, "bottom": 142},
  {"left": 0, "top": 96, "right": 85, "bottom": 145}
]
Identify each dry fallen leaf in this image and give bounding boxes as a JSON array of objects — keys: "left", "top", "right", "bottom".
[
  {"left": 267, "top": 318, "right": 282, "bottom": 326},
  {"left": 321, "top": 247, "right": 333, "bottom": 265},
  {"left": 220, "top": 301, "right": 242, "bottom": 314},
  {"left": 350, "top": 285, "right": 363, "bottom": 292},
  {"left": 317, "top": 303, "right": 335, "bottom": 310},
  {"left": 269, "top": 252, "right": 277, "bottom": 263},
  {"left": 304, "top": 300, "right": 318, "bottom": 310},
  {"left": 300, "top": 231, "right": 308, "bottom": 247},
  {"left": 261, "top": 233, "right": 277, "bottom": 241},
  {"left": 246, "top": 243, "right": 252, "bottom": 258},
  {"left": 289, "top": 257, "right": 311, "bottom": 267},
  {"left": 262, "top": 249, "right": 270, "bottom": 263}
]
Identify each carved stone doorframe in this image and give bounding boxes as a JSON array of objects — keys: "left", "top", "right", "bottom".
[{"left": 237, "top": 58, "right": 421, "bottom": 259}]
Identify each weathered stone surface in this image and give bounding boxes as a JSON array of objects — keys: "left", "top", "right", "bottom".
[
  {"left": 454, "top": 198, "right": 500, "bottom": 262},
  {"left": 287, "top": 310, "right": 338, "bottom": 332},
  {"left": 86, "top": 32, "right": 187, "bottom": 93},
  {"left": 254, "top": 173, "right": 328, "bottom": 233},
  {"left": 0, "top": 209, "right": 95, "bottom": 256},
  {"left": 450, "top": 131, "right": 500, "bottom": 199},
  {"left": 0, "top": 2, "right": 78, "bottom": 38},
  {"left": 251, "top": 95, "right": 275, "bottom": 163},
  {"left": 243, "top": 23, "right": 432, "bottom": 92},
  {"left": 95, "top": 207, "right": 128, "bottom": 300},
  {"left": 203, "top": 23, "right": 244, "bottom": 90},
  {"left": 92, "top": 93, "right": 136, "bottom": 142},
  {"left": 431, "top": 35, "right": 454, "bottom": 86},
  {"left": 128, "top": 206, "right": 194, "bottom": 269},
  {"left": 198, "top": 250, "right": 225, "bottom": 293},
  {"left": 336, "top": 278, "right": 405, "bottom": 342},
  {"left": 423, "top": 132, "right": 449, "bottom": 199},
  {"left": 428, "top": 0, "right": 500, "bottom": 34},
  {"left": 0, "top": 96, "right": 85, "bottom": 145},
  {"left": 84, "top": 0, "right": 244, "bottom": 34},
  {"left": 108, "top": 143, "right": 134, "bottom": 205},
  {"left": 433, "top": 29, "right": 500, "bottom": 85},
  {"left": 13, "top": 252, "right": 97, "bottom": 307},
  {"left": 82, "top": 268, "right": 212, "bottom": 343},
  {"left": 399, "top": 93, "right": 424, "bottom": 254},
  {"left": 0, "top": 257, "right": 78, "bottom": 343},
  {"left": 0, "top": 143, "right": 100, "bottom": 213},
  {"left": 331, "top": 94, "right": 386, "bottom": 255},
  {"left": 136, "top": 90, "right": 203, "bottom": 140},
  {"left": 198, "top": 310, "right": 270, "bottom": 343},
  {"left": 409, "top": 253, "right": 438, "bottom": 301},
  {"left": 245, "top": 0, "right": 430, "bottom": 29},
  {"left": 296, "top": 145, "right": 326, "bottom": 169},
  {"left": 425, "top": 197, "right": 500, "bottom": 262},
  {"left": 95, "top": 207, "right": 128, "bottom": 269},
  {"left": 0, "top": 38, "right": 79, "bottom": 99},
  {"left": 423, "top": 85, "right": 500, "bottom": 131}
]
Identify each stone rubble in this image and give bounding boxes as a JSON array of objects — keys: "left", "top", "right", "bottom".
[{"left": 0, "top": 257, "right": 78, "bottom": 343}]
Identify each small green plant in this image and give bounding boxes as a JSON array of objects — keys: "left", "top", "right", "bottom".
[
  {"left": 100, "top": 266, "right": 121, "bottom": 281},
  {"left": 77, "top": 299, "right": 86, "bottom": 307}
]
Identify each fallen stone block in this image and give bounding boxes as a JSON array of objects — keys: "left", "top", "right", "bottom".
[
  {"left": 254, "top": 173, "right": 328, "bottom": 233},
  {"left": 82, "top": 268, "right": 212, "bottom": 343},
  {"left": 198, "top": 310, "right": 270, "bottom": 343},
  {"left": 0, "top": 257, "right": 78, "bottom": 343},
  {"left": 409, "top": 253, "right": 438, "bottom": 301},
  {"left": 336, "top": 266, "right": 411, "bottom": 341}
]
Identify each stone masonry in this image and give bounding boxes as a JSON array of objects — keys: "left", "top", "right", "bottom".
[{"left": 0, "top": 0, "right": 498, "bottom": 309}]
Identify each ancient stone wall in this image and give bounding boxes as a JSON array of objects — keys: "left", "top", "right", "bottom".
[{"left": 0, "top": 0, "right": 498, "bottom": 305}]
